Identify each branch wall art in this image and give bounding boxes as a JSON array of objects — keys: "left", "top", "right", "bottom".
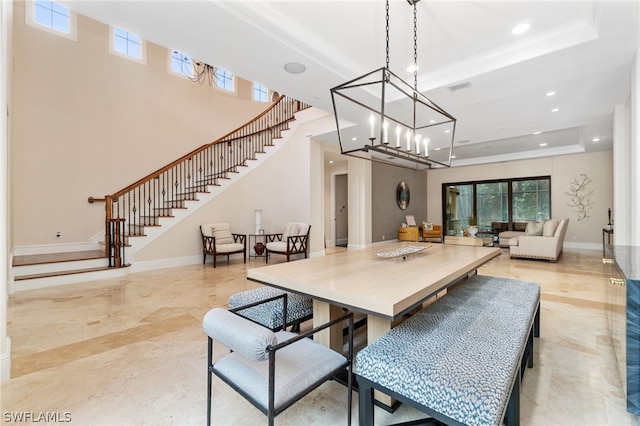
[{"left": 565, "top": 173, "right": 595, "bottom": 222}]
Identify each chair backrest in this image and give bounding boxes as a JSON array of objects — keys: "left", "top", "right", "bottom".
[
  {"left": 282, "top": 222, "right": 310, "bottom": 238},
  {"left": 202, "top": 222, "right": 234, "bottom": 245},
  {"left": 203, "top": 308, "right": 276, "bottom": 361}
]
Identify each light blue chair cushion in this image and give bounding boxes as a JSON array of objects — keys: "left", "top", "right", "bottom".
[
  {"left": 355, "top": 275, "right": 540, "bottom": 426},
  {"left": 212, "top": 329, "right": 347, "bottom": 412},
  {"left": 203, "top": 308, "right": 277, "bottom": 362},
  {"left": 228, "top": 287, "right": 313, "bottom": 330}
]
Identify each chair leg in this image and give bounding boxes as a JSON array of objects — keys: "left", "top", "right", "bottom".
[
  {"left": 207, "top": 337, "right": 213, "bottom": 426},
  {"left": 213, "top": 255, "right": 216, "bottom": 268}
]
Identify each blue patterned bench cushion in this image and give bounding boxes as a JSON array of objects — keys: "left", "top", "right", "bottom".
[
  {"left": 355, "top": 275, "right": 540, "bottom": 426},
  {"left": 228, "top": 287, "right": 313, "bottom": 331}
]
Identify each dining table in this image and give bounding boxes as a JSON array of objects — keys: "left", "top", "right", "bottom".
[
  {"left": 247, "top": 241, "right": 501, "bottom": 407},
  {"left": 248, "top": 242, "right": 501, "bottom": 348}
]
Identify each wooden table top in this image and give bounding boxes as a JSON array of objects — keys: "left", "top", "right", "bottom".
[{"left": 247, "top": 242, "right": 501, "bottom": 320}]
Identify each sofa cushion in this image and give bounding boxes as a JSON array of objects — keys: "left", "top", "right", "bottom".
[
  {"left": 283, "top": 222, "right": 299, "bottom": 238},
  {"left": 543, "top": 220, "right": 559, "bottom": 237},
  {"left": 525, "top": 221, "right": 544, "bottom": 236},
  {"left": 212, "top": 225, "right": 234, "bottom": 245}
]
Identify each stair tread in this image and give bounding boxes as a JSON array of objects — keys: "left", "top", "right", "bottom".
[
  {"left": 13, "top": 250, "right": 106, "bottom": 267},
  {"left": 15, "top": 265, "right": 123, "bottom": 281}
]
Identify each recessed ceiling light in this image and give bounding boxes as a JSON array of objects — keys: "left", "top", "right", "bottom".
[
  {"left": 406, "top": 64, "right": 419, "bottom": 73},
  {"left": 546, "top": 91, "right": 556, "bottom": 97},
  {"left": 532, "top": 131, "right": 541, "bottom": 135},
  {"left": 429, "top": 120, "right": 436, "bottom": 123},
  {"left": 451, "top": 155, "right": 456, "bottom": 159},
  {"left": 284, "top": 62, "right": 306, "bottom": 74},
  {"left": 435, "top": 147, "right": 441, "bottom": 151},
  {"left": 539, "top": 143, "right": 548, "bottom": 147},
  {"left": 351, "top": 137, "right": 357, "bottom": 141},
  {"left": 551, "top": 108, "right": 559, "bottom": 112},
  {"left": 511, "top": 23, "right": 530, "bottom": 35},
  {"left": 329, "top": 160, "right": 334, "bottom": 164},
  {"left": 592, "top": 137, "right": 600, "bottom": 142},
  {"left": 445, "top": 129, "right": 451, "bottom": 133}
]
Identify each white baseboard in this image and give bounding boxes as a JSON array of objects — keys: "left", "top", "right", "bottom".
[
  {"left": 129, "top": 255, "right": 202, "bottom": 273},
  {"left": 563, "top": 242, "right": 600, "bottom": 251},
  {"left": 1, "top": 337, "right": 11, "bottom": 384}
]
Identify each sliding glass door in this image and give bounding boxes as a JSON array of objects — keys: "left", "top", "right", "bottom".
[{"left": 442, "top": 176, "right": 550, "bottom": 236}]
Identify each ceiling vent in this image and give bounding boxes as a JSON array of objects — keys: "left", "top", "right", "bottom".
[{"left": 447, "top": 81, "right": 472, "bottom": 92}]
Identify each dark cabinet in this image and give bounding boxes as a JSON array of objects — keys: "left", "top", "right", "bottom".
[{"left": 604, "top": 245, "right": 640, "bottom": 415}]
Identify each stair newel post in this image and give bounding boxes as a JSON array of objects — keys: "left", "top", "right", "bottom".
[{"left": 105, "top": 195, "right": 113, "bottom": 259}]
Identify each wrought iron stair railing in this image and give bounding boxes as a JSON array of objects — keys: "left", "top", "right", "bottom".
[{"left": 90, "top": 96, "right": 309, "bottom": 267}]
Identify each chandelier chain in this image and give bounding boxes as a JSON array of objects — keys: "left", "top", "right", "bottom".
[
  {"left": 385, "top": 0, "right": 390, "bottom": 69},
  {"left": 413, "top": 2, "right": 418, "bottom": 90}
]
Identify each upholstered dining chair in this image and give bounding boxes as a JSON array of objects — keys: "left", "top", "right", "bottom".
[
  {"left": 228, "top": 287, "right": 313, "bottom": 332},
  {"left": 200, "top": 223, "right": 246, "bottom": 268},
  {"left": 203, "top": 294, "right": 354, "bottom": 426},
  {"left": 265, "top": 222, "right": 311, "bottom": 263}
]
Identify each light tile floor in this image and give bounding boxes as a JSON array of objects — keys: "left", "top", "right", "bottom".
[{"left": 2, "top": 247, "right": 638, "bottom": 425}]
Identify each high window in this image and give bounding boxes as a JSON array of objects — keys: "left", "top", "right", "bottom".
[
  {"left": 442, "top": 176, "right": 550, "bottom": 236},
  {"left": 171, "top": 51, "right": 192, "bottom": 77},
  {"left": 26, "top": 1, "right": 76, "bottom": 40},
  {"left": 110, "top": 27, "right": 145, "bottom": 62},
  {"left": 215, "top": 68, "right": 234, "bottom": 91},
  {"left": 253, "top": 83, "right": 269, "bottom": 102}
]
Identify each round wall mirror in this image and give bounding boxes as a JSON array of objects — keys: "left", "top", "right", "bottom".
[{"left": 396, "top": 181, "right": 410, "bottom": 210}]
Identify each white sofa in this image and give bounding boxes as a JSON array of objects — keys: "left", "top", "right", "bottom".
[{"left": 509, "top": 218, "right": 569, "bottom": 262}]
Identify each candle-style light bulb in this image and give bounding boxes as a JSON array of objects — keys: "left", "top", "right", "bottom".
[
  {"left": 369, "top": 113, "right": 375, "bottom": 138},
  {"left": 395, "top": 125, "right": 401, "bottom": 147},
  {"left": 405, "top": 129, "right": 412, "bottom": 151},
  {"left": 424, "top": 138, "right": 430, "bottom": 157},
  {"left": 415, "top": 134, "right": 422, "bottom": 155},
  {"left": 383, "top": 120, "right": 389, "bottom": 144}
]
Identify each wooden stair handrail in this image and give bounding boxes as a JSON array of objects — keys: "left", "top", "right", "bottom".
[
  {"left": 109, "top": 95, "right": 303, "bottom": 199},
  {"left": 90, "top": 95, "right": 309, "bottom": 266}
]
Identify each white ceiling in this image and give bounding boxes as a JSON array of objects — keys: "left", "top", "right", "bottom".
[{"left": 64, "top": 0, "right": 639, "bottom": 168}]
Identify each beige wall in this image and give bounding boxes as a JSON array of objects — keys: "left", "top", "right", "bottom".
[
  {"left": 11, "top": 4, "right": 266, "bottom": 248},
  {"left": 427, "top": 151, "right": 613, "bottom": 246}
]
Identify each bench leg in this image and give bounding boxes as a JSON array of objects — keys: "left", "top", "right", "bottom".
[
  {"left": 534, "top": 303, "right": 540, "bottom": 337},
  {"left": 358, "top": 379, "right": 375, "bottom": 426},
  {"left": 527, "top": 328, "right": 534, "bottom": 368},
  {"left": 506, "top": 366, "right": 521, "bottom": 426}
]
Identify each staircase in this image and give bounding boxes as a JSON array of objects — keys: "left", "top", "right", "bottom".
[{"left": 11, "top": 96, "right": 311, "bottom": 291}]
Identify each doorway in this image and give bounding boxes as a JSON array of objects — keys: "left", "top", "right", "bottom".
[{"left": 335, "top": 174, "right": 348, "bottom": 247}]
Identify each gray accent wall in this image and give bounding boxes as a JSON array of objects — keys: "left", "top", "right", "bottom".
[{"left": 371, "top": 162, "right": 428, "bottom": 243}]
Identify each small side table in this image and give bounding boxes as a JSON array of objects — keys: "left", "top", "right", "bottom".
[
  {"left": 602, "top": 228, "right": 613, "bottom": 256},
  {"left": 249, "top": 233, "right": 267, "bottom": 261},
  {"left": 398, "top": 227, "right": 419, "bottom": 242}
]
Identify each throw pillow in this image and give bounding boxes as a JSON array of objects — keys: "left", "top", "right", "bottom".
[
  {"left": 423, "top": 221, "right": 434, "bottom": 231},
  {"left": 212, "top": 226, "right": 234, "bottom": 245},
  {"left": 525, "top": 221, "right": 544, "bottom": 236},
  {"left": 543, "top": 220, "right": 559, "bottom": 237}
]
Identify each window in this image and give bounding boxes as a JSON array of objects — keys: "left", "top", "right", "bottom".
[
  {"left": 34, "top": 0, "right": 69, "bottom": 32},
  {"left": 442, "top": 176, "right": 550, "bottom": 236},
  {"left": 110, "top": 27, "right": 145, "bottom": 62},
  {"left": 26, "top": 1, "right": 77, "bottom": 40},
  {"left": 171, "top": 51, "right": 192, "bottom": 77},
  {"left": 215, "top": 68, "right": 234, "bottom": 91},
  {"left": 512, "top": 179, "right": 550, "bottom": 222},
  {"left": 253, "top": 83, "right": 269, "bottom": 102}
]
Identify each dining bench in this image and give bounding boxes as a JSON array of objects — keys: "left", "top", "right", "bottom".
[{"left": 355, "top": 274, "right": 540, "bottom": 426}]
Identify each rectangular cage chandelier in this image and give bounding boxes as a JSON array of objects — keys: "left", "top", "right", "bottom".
[{"left": 330, "top": 0, "right": 456, "bottom": 170}]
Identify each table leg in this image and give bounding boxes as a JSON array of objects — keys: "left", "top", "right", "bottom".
[
  {"left": 313, "top": 300, "right": 343, "bottom": 352},
  {"left": 367, "top": 315, "right": 395, "bottom": 408}
]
